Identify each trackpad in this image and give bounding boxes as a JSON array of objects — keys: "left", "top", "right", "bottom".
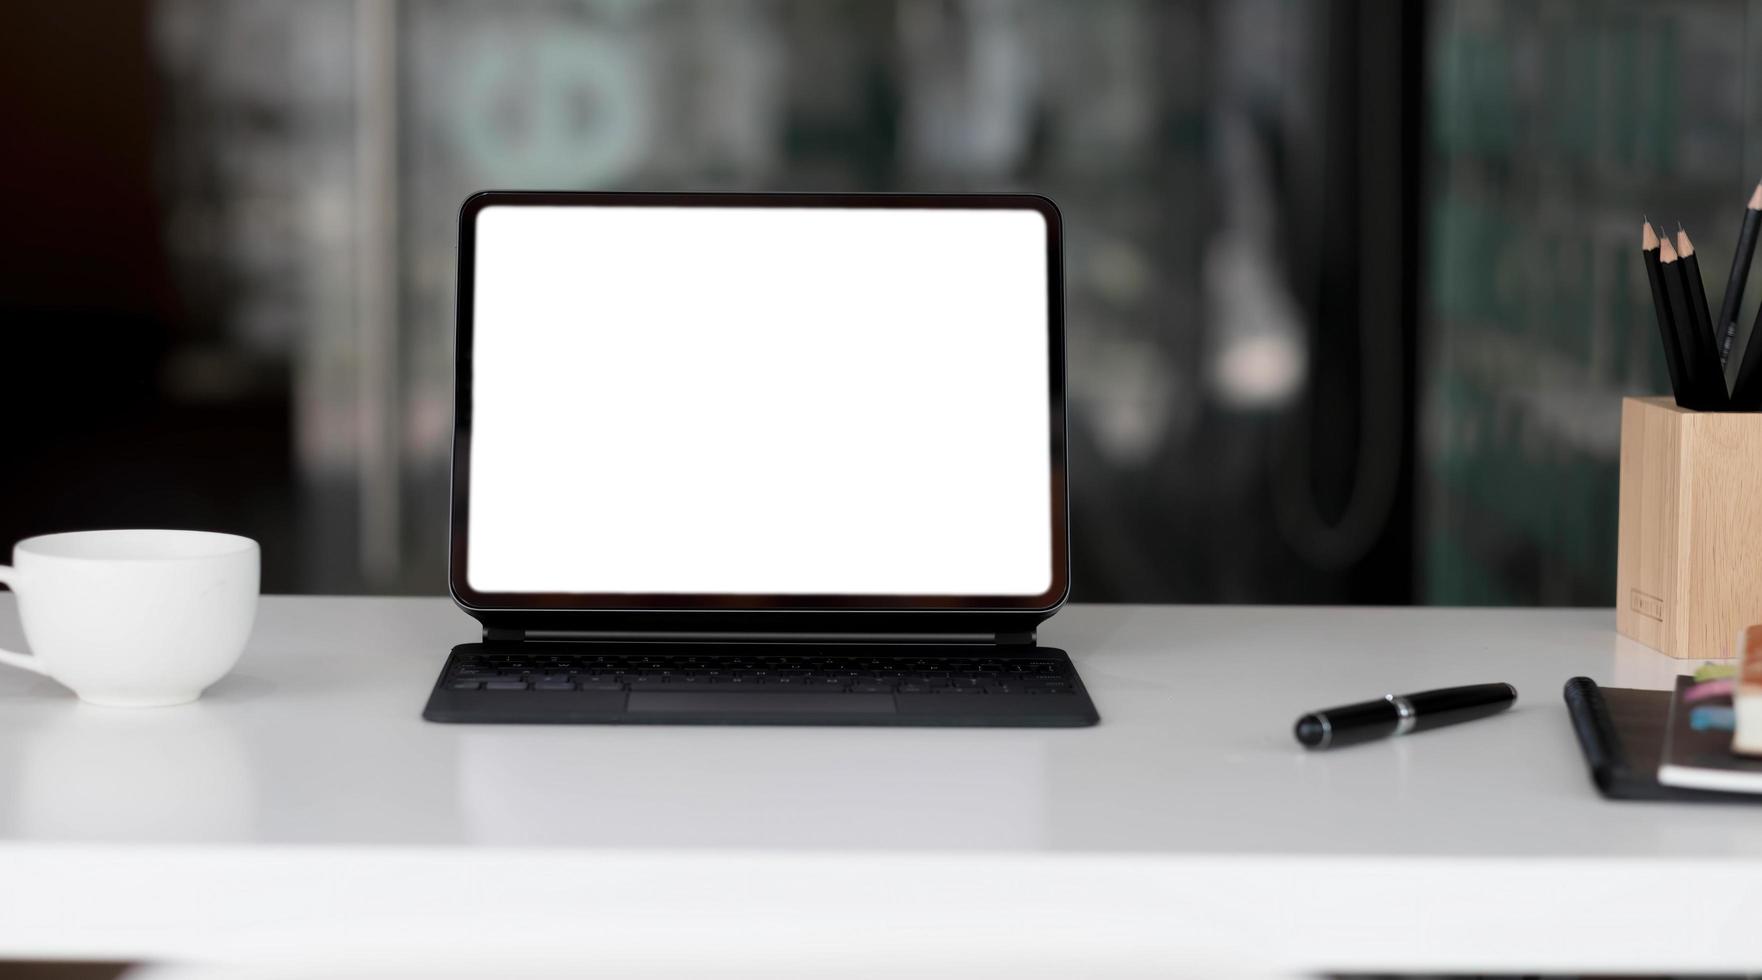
[{"left": 627, "top": 693, "right": 897, "bottom": 714}]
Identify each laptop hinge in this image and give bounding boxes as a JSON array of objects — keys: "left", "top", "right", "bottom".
[{"left": 483, "top": 627, "right": 1037, "bottom": 647}]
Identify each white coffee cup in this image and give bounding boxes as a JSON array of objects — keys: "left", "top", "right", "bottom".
[{"left": 0, "top": 530, "right": 260, "bottom": 707}]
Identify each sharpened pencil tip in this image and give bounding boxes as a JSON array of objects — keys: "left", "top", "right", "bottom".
[
  {"left": 1677, "top": 227, "right": 1696, "bottom": 256},
  {"left": 1660, "top": 235, "right": 1680, "bottom": 262},
  {"left": 1643, "top": 220, "right": 1659, "bottom": 250},
  {"left": 1750, "top": 182, "right": 1762, "bottom": 210}
]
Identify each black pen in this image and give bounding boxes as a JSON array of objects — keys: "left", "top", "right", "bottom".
[{"left": 1293, "top": 683, "right": 1517, "bottom": 750}]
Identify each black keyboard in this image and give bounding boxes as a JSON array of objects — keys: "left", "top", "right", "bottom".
[{"left": 441, "top": 650, "right": 1081, "bottom": 697}]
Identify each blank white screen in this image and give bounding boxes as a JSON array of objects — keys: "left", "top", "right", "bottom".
[{"left": 466, "top": 205, "right": 1053, "bottom": 596}]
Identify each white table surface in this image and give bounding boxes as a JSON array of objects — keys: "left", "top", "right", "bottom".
[{"left": 0, "top": 596, "right": 1758, "bottom": 976}]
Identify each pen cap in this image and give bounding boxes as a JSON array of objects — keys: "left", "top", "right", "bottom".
[{"left": 1406, "top": 683, "right": 1516, "bottom": 733}]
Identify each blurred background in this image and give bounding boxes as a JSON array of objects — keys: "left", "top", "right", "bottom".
[{"left": 0, "top": 0, "right": 1751, "bottom": 605}]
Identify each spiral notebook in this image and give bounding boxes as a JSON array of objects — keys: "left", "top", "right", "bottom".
[{"left": 1562, "top": 676, "right": 1762, "bottom": 804}]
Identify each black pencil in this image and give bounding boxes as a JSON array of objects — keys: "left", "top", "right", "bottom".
[
  {"left": 1661, "top": 233, "right": 1728, "bottom": 409},
  {"left": 1716, "top": 182, "right": 1762, "bottom": 366},
  {"left": 1677, "top": 227, "right": 1720, "bottom": 360},
  {"left": 1735, "top": 293, "right": 1762, "bottom": 410},
  {"left": 1643, "top": 222, "right": 1689, "bottom": 406}
]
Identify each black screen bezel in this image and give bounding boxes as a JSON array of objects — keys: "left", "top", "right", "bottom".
[{"left": 449, "top": 190, "right": 1069, "bottom": 624}]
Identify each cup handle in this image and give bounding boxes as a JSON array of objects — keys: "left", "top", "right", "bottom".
[{"left": 0, "top": 566, "right": 46, "bottom": 675}]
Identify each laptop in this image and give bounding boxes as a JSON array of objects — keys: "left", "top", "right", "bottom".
[{"left": 423, "top": 191, "right": 1097, "bottom": 727}]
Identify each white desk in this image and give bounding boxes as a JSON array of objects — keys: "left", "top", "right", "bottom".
[{"left": 0, "top": 597, "right": 1758, "bottom": 977}]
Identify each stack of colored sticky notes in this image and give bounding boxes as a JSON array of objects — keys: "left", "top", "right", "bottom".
[{"left": 1683, "top": 662, "right": 1736, "bottom": 732}]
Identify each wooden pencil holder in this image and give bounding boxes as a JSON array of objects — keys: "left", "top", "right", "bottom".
[{"left": 1616, "top": 396, "right": 1762, "bottom": 659}]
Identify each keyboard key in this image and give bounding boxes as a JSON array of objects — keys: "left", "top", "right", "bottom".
[
  {"left": 661, "top": 682, "right": 832, "bottom": 694},
  {"left": 483, "top": 680, "right": 529, "bottom": 691},
  {"left": 850, "top": 684, "right": 895, "bottom": 693},
  {"left": 532, "top": 680, "right": 576, "bottom": 691},
  {"left": 575, "top": 681, "right": 625, "bottom": 692},
  {"left": 447, "top": 680, "right": 481, "bottom": 691},
  {"left": 625, "top": 679, "right": 680, "bottom": 690}
]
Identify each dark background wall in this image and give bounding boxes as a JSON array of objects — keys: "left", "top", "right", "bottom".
[
  {"left": 0, "top": 0, "right": 300, "bottom": 588},
  {"left": 1, "top": 0, "right": 1744, "bottom": 606}
]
